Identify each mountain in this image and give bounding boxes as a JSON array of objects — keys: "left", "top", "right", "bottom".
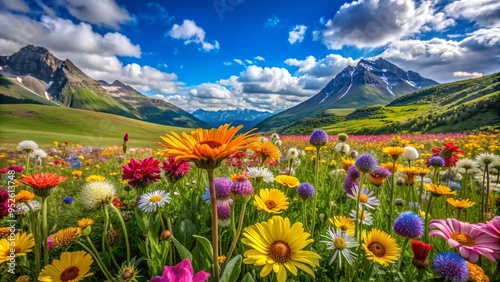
[
  {"left": 192, "top": 108, "right": 272, "bottom": 129},
  {"left": 256, "top": 58, "right": 438, "bottom": 132},
  {"left": 0, "top": 45, "right": 207, "bottom": 128},
  {"left": 280, "top": 72, "right": 500, "bottom": 135}
]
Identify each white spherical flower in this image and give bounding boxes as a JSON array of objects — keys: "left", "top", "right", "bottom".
[
  {"left": 287, "top": 148, "right": 299, "bottom": 160},
  {"left": 476, "top": 152, "right": 500, "bottom": 166},
  {"left": 456, "top": 158, "right": 478, "bottom": 173},
  {"left": 247, "top": 167, "right": 274, "bottom": 183},
  {"left": 17, "top": 140, "right": 39, "bottom": 152},
  {"left": 138, "top": 190, "right": 171, "bottom": 212},
  {"left": 334, "top": 142, "right": 350, "bottom": 154},
  {"left": 271, "top": 133, "right": 280, "bottom": 140},
  {"left": 401, "top": 146, "right": 419, "bottom": 161},
  {"left": 80, "top": 181, "right": 116, "bottom": 210},
  {"left": 15, "top": 200, "right": 42, "bottom": 216},
  {"left": 30, "top": 148, "right": 48, "bottom": 160},
  {"left": 274, "top": 140, "right": 283, "bottom": 147}
]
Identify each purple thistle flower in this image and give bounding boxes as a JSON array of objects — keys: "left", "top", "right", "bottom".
[
  {"left": 297, "top": 183, "right": 315, "bottom": 200},
  {"left": 393, "top": 211, "right": 424, "bottom": 238},
  {"left": 211, "top": 177, "right": 232, "bottom": 199},
  {"left": 217, "top": 203, "right": 231, "bottom": 227},
  {"left": 309, "top": 129, "right": 328, "bottom": 147},
  {"left": 343, "top": 166, "right": 360, "bottom": 195},
  {"left": 371, "top": 167, "right": 392, "bottom": 178},
  {"left": 355, "top": 153, "right": 378, "bottom": 173},
  {"left": 432, "top": 252, "right": 469, "bottom": 282},
  {"left": 230, "top": 177, "right": 254, "bottom": 201},
  {"left": 123, "top": 133, "right": 129, "bottom": 142},
  {"left": 428, "top": 156, "right": 445, "bottom": 168}
]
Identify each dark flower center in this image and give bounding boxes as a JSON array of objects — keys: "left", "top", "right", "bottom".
[
  {"left": 451, "top": 232, "right": 475, "bottom": 246},
  {"left": 60, "top": 266, "right": 79, "bottom": 281},
  {"left": 265, "top": 200, "right": 277, "bottom": 209},
  {"left": 199, "top": 141, "right": 223, "bottom": 149},
  {"left": 269, "top": 241, "right": 291, "bottom": 263},
  {"left": 368, "top": 242, "right": 386, "bottom": 257}
]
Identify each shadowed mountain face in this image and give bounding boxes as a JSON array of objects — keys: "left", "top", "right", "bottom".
[
  {"left": 192, "top": 108, "right": 272, "bottom": 129},
  {"left": 0, "top": 45, "right": 208, "bottom": 128},
  {"left": 255, "top": 58, "right": 438, "bottom": 132}
]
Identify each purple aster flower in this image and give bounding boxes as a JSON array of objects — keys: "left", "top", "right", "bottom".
[
  {"left": 230, "top": 175, "right": 253, "bottom": 201},
  {"left": 355, "top": 153, "right": 378, "bottom": 173},
  {"left": 393, "top": 211, "right": 425, "bottom": 238},
  {"left": 343, "top": 166, "right": 361, "bottom": 195},
  {"left": 428, "top": 156, "right": 446, "bottom": 168},
  {"left": 297, "top": 182, "right": 315, "bottom": 200},
  {"left": 309, "top": 129, "right": 328, "bottom": 147},
  {"left": 63, "top": 197, "right": 74, "bottom": 204},
  {"left": 432, "top": 252, "right": 469, "bottom": 282},
  {"left": 217, "top": 203, "right": 231, "bottom": 227}
]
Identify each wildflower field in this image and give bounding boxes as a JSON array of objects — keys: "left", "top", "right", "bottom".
[{"left": 1, "top": 126, "right": 499, "bottom": 282}]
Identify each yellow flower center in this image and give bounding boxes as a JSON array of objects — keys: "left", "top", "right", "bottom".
[
  {"left": 368, "top": 242, "right": 386, "bottom": 257},
  {"left": 265, "top": 200, "right": 277, "bottom": 209},
  {"left": 60, "top": 266, "right": 79, "bottom": 281},
  {"left": 150, "top": 195, "right": 162, "bottom": 203},
  {"left": 269, "top": 240, "right": 291, "bottom": 263},
  {"left": 359, "top": 194, "right": 368, "bottom": 203},
  {"left": 199, "top": 140, "right": 223, "bottom": 149},
  {"left": 451, "top": 232, "right": 475, "bottom": 246},
  {"left": 333, "top": 238, "right": 346, "bottom": 250}
]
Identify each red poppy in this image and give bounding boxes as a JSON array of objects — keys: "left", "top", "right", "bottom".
[
  {"left": 427, "top": 142, "right": 465, "bottom": 168},
  {"left": 122, "top": 157, "right": 162, "bottom": 188},
  {"left": 20, "top": 173, "right": 67, "bottom": 197},
  {"left": 411, "top": 240, "right": 433, "bottom": 269}
]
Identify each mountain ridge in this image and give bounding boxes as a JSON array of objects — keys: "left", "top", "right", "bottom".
[{"left": 192, "top": 108, "right": 272, "bottom": 129}]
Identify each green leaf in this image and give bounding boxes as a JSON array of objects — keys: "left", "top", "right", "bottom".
[
  {"left": 240, "top": 272, "right": 255, "bottom": 282},
  {"left": 220, "top": 255, "right": 242, "bottom": 282},
  {"left": 174, "top": 218, "right": 197, "bottom": 247},
  {"left": 192, "top": 235, "right": 213, "bottom": 261},
  {"left": 171, "top": 237, "right": 193, "bottom": 261}
]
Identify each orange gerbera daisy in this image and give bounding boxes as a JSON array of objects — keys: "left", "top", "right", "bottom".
[
  {"left": 253, "top": 141, "right": 281, "bottom": 163},
  {"left": 20, "top": 173, "right": 67, "bottom": 197},
  {"left": 15, "top": 190, "right": 35, "bottom": 204},
  {"left": 156, "top": 124, "right": 258, "bottom": 169}
]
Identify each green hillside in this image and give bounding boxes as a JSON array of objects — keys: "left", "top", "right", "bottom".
[
  {"left": 0, "top": 104, "right": 191, "bottom": 147},
  {"left": 0, "top": 74, "right": 61, "bottom": 106}
]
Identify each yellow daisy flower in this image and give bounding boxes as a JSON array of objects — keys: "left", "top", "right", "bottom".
[
  {"left": 242, "top": 216, "right": 321, "bottom": 282},
  {"left": 15, "top": 190, "right": 35, "bottom": 204},
  {"left": 446, "top": 198, "right": 475, "bottom": 210},
  {"left": 362, "top": 229, "right": 400, "bottom": 266},
  {"left": 254, "top": 188, "right": 289, "bottom": 214},
  {"left": 329, "top": 216, "right": 355, "bottom": 236},
  {"left": 0, "top": 232, "right": 35, "bottom": 263},
  {"left": 424, "top": 183, "right": 456, "bottom": 197},
  {"left": 38, "top": 251, "right": 94, "bottom": 281},
  {"left": 274, "top": 175, "right": 300, "bottom": 188},
  {"left": 382, "top": 147, "right": 406, "bottom": 161},
  {"left": 77, "top": 218, "right": 95, "bottom": 229},
  {"left": 85, "top": 175, "right": 106, "bottom": 182},
  {"left": 52, "top": 227, "right": 82, "bottom": 250}
]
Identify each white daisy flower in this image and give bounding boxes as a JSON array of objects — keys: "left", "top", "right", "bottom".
[
  {"left": 274, "top": 140, "right": 283, "bottom": 147},
  {"left": 30, "top": 148, "right": 48, "bottom": 160},
  {"left": 15, "top": 200, "right": 42, "bottom": 216},
  {"left": 476, "top": 152, "right": 500, "bottom": 166},
  {"left": 347, "top": 186, "right": 380, "bottom": 210},
  {"left": 247, "top": 167, "right": 274, "bottom": 183},
  {"left": 138, "top": 190, "right": 171, "bottom": 212},
  {"left": 456, "top": 158, "right": 478, "bottom": 171},
  {"left": 271, "top": 133, "right": 280, "bottom": 140},
  {"left": 17, "top": 140, "right": 38, "bottom": 152},
  {"left": 402, "top": 146, "right": 419, "bottom": 161},
  {"left": 350, "top": 209, "right": 373, "bottom": 226},
  {"left": 79, "top": 181, "right": 116, "bottom": 210},
  {"left": 320, "top": 226, "right": 359, "bottom": 267},
  {"left": 335, "top": 142, "right": 350, "bottom": 154},
  {"left": 287, "top": 148, "right": 299, "bottom": 160}
]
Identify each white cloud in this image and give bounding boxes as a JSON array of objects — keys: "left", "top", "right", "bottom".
[
  {"left": 288, "top": 25, "right": 307, "bottom": 44},
  {"left": 453, "top": 71, "right": 483, "bottom": 78},
  {"left": 168, "top": 19, "right": 220, "bottom": 52},
  {"left": 444, "top": 0, "right": 500, "bottom": 27},
  {"left": 245, "top": 59, "right": 253, "bottom": 65},
  {"left": 284, "top": 54, "right": 356, "bottom": 78},
  {"left": 254, "top": 56, "right": 265, "bottom": 61},
  {"left": 64, "top": 0, "right": 133, "bottom": 29},
  {"left": 233, "top": 59, "right": 244, "bottom": 65},
  {"left": 265, "top": 16, "right": 280, "bottom": 28},
  {"left": 316, "top": 0, "right": 455, "bottom": 49},
  {"left": 223, "top": 61, "right": 232, "bottom": 66},
  {"left": 1, "top": 0, "right": 29, "bottom": 12}
]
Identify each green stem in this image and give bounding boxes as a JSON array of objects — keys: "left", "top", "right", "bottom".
[
  {"left": 102, "top": 206, "right": 110, "bottom": 254},
  {"left": 30, "top": 209, "right": 40, "bottom": 273},
  {"left": 354, "top": 174, "right": 365, "bottom": 243},
  {"left": 207, "top": 168, "right": 220, "bottom": 282},
  {"left": 311, "top": 148, "right": 320, "bottom": 238},
  {"left": 76, "top": 240, "right": 114, "bottom": 281},
  {"left": 484, "top": 164, "right": 490, "bottom": 222},
  {"left": 396, "top": 238, "right": 410, "bottom": 272},
  {"left": 424, "top": 196, "right": 434, "bottom": 243},
  {"left": 226, "top": 198, "right": 249, "bottom": 261},
  {"left": 302, "top": 199, "right": 309, "bottom": 232},
  {"left": 481, "top": 169, "right": 486, "bottom": 222},
  {"left": 42, "top": 197, "right": 49, "bottom": 266},
  {"left": 110, "top": 203, "right": 131, "bottom": 265},
  {"left": 158, "top": 208, "right": 166, "bottom": 231},
  {"left": 388, "top": 160, "right": 396, "bottom": 233}
]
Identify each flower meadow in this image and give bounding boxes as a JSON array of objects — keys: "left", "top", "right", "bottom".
[{"left": 1, "top": 126, "right": 500, "bottom": 282}]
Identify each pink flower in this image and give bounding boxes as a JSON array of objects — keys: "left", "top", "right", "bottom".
[
  {"left": 47, "top": 234, "right": 55, "bottom": 252},
  {"left": 122, "top": 157, "right": 162, "bottom": 188},
  {"left": 162, "top": 157, "right": 191, "bottom": 183},
  {"left": 429, "top": 218, "right": 500, "bottom": 262},
  {"left": 475, "top": 216, "right": 500, "bottom": 259},
  {"left": 151, "top": 258, "right": 210, "bottom": 282}
]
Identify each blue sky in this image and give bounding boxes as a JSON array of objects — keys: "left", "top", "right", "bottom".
[{"left": 0, "top": 0, "right": 499, "bottom": 112}]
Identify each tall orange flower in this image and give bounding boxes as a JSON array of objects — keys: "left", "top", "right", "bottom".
[
  {"left": 20, "top": 173, "right": 67, "bottom": 197},
  {"left": 253, "top": 141, "right": 281, "bottom": 163}
]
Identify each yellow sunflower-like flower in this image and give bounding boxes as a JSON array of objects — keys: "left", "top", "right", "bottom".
[
  {"left": 85, "top": 175, "right": 106, "bottom": 183},
  {"left": 466, "top": 261, "right": 489, "bottom": 282},
  {"left": 254, "top": 188, "right": 289, "bottom": 214},
  {"left": 15, "top": 190, "right": 35, "bottom": 204},
  {"left": 362, "top": 229, "right": 400, "bottom": 266},
  {"left": 446, "top": 198, "right": 475, "bottom": 210},
  {"left": 38, "top": 251, "right": 94, "bottom": 282},
  {"left": 382, "top": 147, "right": 406, "bottom": 161},
  {"left": 156, "top": 124, "right": 258, "bottom": 169},
  {"left": 341, "top": 157, "right": 355, "bottom": 171},
  {"left": 380, "top": 162, "right": 401, "bottom": 173},
  {"left": 242, "top": 216, "right": 321, "bottom": 282},
  {"left": 52, "top": 227, "right": 82, "bottom": 249},
  {"left": 72, "top": 170, "right": 83, "bottom": 179},
  {"left": 0, "top": 232, "right": 35, "bottom": 263},
  {"left": 414, "top": 167, "right": 430, "bottom": 176},
  {"left": 253, "top": 141, "right": 281, "bottom": 163},
  {"left": 424, "top": 183, "right": 456, "bottom": 197},
  {"left": 329, "top": 216, "right": 355, "bottom": 236},
  {"left": 77, "top": 218, "right": 95, "bottom": 229},
  {"left": 274, "top": 175, "right": 300, "bottom": 188}
]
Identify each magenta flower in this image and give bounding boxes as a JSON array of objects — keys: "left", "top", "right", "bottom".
[
  {"left": 429, "top": 218, "right": 500, "bottom": 262},
  {"left": 475, "top": 216, "right": 500, "bottom": 260},
  {"left": 122, "top": 157, "right": 162, "bottom": 188},
  {"left": 162, "top": 156, "right": 191, "bottom": 183},
  {"left": 151, "top": 258, "right": 210, "bottom": 282}
]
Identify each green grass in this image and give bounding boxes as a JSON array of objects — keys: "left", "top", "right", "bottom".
[
  {"left": 0, "top": 104, "right": 191, "bottom": 147},
  {"left": 323, "top": 108, "right": 355, "bottom": 116},
  {"left": 65, "top": 88, "right": 130, "bottom": 115},
  {"left": 0, "top": 74, "right": 61, "bottom": 106}
]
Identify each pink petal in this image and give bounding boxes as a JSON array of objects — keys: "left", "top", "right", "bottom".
[
  {"left": 193, "top": 271, "right": 210, "bottom": 282},
  {"left": 448, "top": 239, "right": 460, "bottom": 248}
]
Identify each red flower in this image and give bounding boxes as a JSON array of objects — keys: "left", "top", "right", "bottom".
[
  {"left": 411, "top": 240, "right": 433, "bottom": 269},
  {"left": 162, "top": 156, "right": 191, "bottom": 183},
  {"left": 0, "top": 189, "right": 9, "bottom": 219},
  {"left": 0, "top": 165, "right": 24, "bottom": 174},
  {"left": 112, "top": 197, "right": 121, "bottom": 208},
  {"left": 427, "top": 142, "right": 465, "bottom": 168},
  {"left": 20, "top": 173, "right": 67, "bottom": 197},
  {"left": 122, "top": 157, "right": 161, "bottom": 188}
]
